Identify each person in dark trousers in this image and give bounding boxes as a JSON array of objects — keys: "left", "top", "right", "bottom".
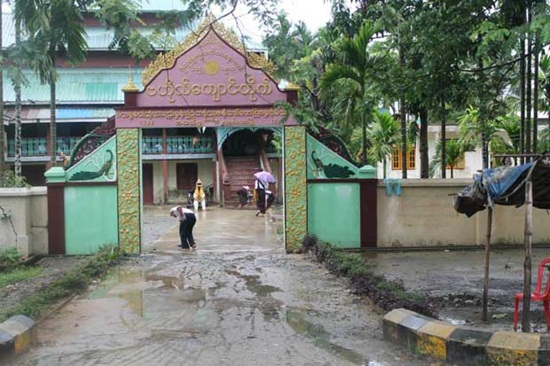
[
  {"left": 254, "top": 179, "right": 267, "bottom": 216},
  {"left": 170, "top": 206, "right": 197, "bottom": 250}
]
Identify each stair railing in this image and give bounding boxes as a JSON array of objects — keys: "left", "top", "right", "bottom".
[{"left": 218, "top": 149, "right": 231, "bottom": 206}]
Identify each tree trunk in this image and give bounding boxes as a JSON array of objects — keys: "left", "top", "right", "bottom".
[
  {"left": 519, "top": 23, "right": 526, "bottom": 161},
  {"left": 399, "top": 42, "right": 407, "bottom": 179},
  {"left": 383, "top": 159, "right": 386, "bottom": 179},
  {"left": 525, "top": 4, "right": 532, "bottom": 157},
  {"left": 362, "top": 112, "right": 367, "bottom": 164},
  {"left": 0, "top": 2, "right": 4, "bottom": 171},
  {"left": 14, "top": 17, "right": 22, "bottom": 177},
  {"left": 440, "top": 94, "right": 446, "bottom": 179},
  {"left": 420, "top": 108, "right": 429, "bottom": 178},
  {"left": 50, "top": 52, "right": 57, "bottom": 165},
  {"left": 533, "top": 33, "right": 539, "bottom": 154}
]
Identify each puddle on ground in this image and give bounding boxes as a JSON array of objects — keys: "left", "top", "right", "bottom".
[
  {"left": 285, "top": 308, "right": 371, "bottom": 365},
  {"left": 225, "top": 269, "right": 282, "bottom": 297},
  {"left": 440, "top": 317, "right": 468, "bottom": 326}
]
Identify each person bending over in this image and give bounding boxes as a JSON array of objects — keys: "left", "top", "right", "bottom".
[{"left": 170, "top": 206, "right": 197, "bottom": 250}]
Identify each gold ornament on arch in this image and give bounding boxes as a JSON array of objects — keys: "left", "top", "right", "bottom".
[{"left": 205, "top": 60, "right": 219, "bottom": 75}]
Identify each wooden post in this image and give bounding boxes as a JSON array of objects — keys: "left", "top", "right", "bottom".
[
  {"left": 482, "top": 206, "right": 493, "bottom": 321},
  {"left": 162, "top": 129, "right": 168, "bottom": 203},
  {"left": 521, "top": 176, "right": 533, "bottom": 332}
]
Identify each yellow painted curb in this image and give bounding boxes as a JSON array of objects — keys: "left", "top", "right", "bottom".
[
  {"left": 487, "top": 331, "right": 540, "bottom": 366},
  {"left": 417, "top": 321, "right": 457, "bottom": 360}
]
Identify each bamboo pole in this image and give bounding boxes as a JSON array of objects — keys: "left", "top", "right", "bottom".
[
  {"left": 521, "top": 176, "right": 533, "bottom": 332},
  {"left": 482, "top": 206, "right": 493, "bottom": 321}
]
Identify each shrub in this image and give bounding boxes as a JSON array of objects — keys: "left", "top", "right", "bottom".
[
  {"left": 0, "top": 170, "right": 29, "bottom": 188},
  {"left": 0, "top": 245, "right": 122, "bottom": 322},
  {"left": 303, "top": 236, "right": 437, "bottom": 318},
  {"left": 0, "top": 248, "right": 22, "bottom": 273}
]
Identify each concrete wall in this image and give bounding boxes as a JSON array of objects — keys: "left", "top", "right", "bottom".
[
  {"left": 377, "top": 179, "right": 550, "bottom": 248},
  {"left": 0, "top": 187, "right": 48, "bottom": 256}
]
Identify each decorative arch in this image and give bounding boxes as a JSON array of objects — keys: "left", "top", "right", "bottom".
[{"left": 216, "top": 126, "right": 282, "bottom": 150}]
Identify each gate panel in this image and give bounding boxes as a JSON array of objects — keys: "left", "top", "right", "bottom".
[
  {"left": 65, "top": 185, "right": 118, "bottom": 254},
  {"left": 117, "top": 128, "right": 141, "bottom": 254},
  {"left": 284, "top": 126, "right": 307, "bottom": 252}
]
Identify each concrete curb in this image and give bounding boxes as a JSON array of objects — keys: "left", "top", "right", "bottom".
[
  {"left": 0, "top": 315, "right": 35, "bottom": 356},
  {"left": 383, "top": 308, "right": 550, "bottom": 366}
]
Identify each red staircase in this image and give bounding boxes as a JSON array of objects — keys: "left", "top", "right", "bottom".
[{"left": 223, "top": 156, "right": 261, "bottom": 208}]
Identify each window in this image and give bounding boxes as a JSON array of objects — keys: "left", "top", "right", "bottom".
[{"left": 392, "top": 146, "right": 416, "bottom": 170}]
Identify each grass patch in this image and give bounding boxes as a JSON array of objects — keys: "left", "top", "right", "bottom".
[
  {"left": 0, "top": 246, "right": 121, "bottom": 323},
  {"left": 0, "top": 248, "right": 23, "bottom": 273},
  {"left": 0, "top": 266, "right": 43, "bottom": 288},
  {"left": 302, "top": 235, "right": 436, "bottom": 318}
]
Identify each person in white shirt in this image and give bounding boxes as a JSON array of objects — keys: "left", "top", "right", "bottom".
[{"left": 170, "top": 206, "right": 197, "bottom": 250}]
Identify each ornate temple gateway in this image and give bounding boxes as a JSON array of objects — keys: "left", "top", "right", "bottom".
[
  {"left": 46, "top": 18, "right": 309, "bottom": 255},
  {"left": 115, "top": 18, "right": 298, "bottom": 206}
]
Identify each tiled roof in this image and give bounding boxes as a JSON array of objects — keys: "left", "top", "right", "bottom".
[{"left": 2, "top": 68, "right": 144, "bottom": 104}]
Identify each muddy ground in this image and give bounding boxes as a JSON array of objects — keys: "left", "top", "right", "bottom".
[
  {"left": 2, "top": 206, "right": 549, "bottom": 365},
  {"left": 3, "top": 251, "right": 435, "bottom": 366}
]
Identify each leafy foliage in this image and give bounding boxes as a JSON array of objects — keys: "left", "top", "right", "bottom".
[
  {"left": 429, "top": 139, "right": 466, "bottom": 179},
  {"left": 367, "top": 111, "right": 400, "bottom": 178},
  {"left": 0, "top": 248, "right": 23, "bottom": 272},
  {"left": 0, "top": 245, "right": 121, "bottom": 323},
  {"left": 0, "top": 170, "right": 29, "bottom": 188}
]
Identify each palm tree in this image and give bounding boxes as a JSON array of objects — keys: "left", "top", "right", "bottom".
[
  {"left": 14, "top": 0, "right": 88, "bottom": 165},
  {"left": 319, "top": 21, "right": 381, "bottom": 164},
  {"left": 490, "top": 116, "right": 521, "bottom": 166},
  {"left": 429, "top": 139, "right": 464, "bottom": 179},
  {"left": 458, "top": 106, "right": 501, "bottom": 169},
  {"left": 367, "top": 111, "right": 400, "bottom": 178}
]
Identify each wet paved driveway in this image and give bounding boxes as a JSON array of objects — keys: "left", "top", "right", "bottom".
[{"left": 6, "top": 207, "right": 427, "bottom": 366}]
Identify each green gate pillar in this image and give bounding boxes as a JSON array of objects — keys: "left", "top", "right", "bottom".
[
  {"left": 284, "top": 125, "right": 307, "bottom": 252},
  {"left": 117, "top": 128, "right": 141, "bottom": 254}
]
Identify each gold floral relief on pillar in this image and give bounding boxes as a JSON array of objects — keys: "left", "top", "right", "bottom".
[
  {"left": 117, "top": 129, "right": 141, "bottom": 254},
  {"left": 284, "top": 126, "right": 307, "bottom": 252}
]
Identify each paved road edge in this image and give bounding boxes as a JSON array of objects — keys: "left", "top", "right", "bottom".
[
  {"left": 0, "top": 315, "right": 35, "bottom": 356},
  {"left": 383, "top": 308, "right": 550, "bottom": 365}
]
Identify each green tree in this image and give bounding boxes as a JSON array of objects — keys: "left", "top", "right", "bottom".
[
  {"left": 489, "top": 116, "right": 521, "bottom": 165},
  {"left": 367, "top": 111, "right": 399, "bottom": 178},
  {"left": 429, "top": 139, "right": 464, "bottom": 179},
  {"left": 14, "top": 0, "right": 89, "bottom": 165},
  {"left": 319, "top": 20, "right": 381, "bottom": 164}
]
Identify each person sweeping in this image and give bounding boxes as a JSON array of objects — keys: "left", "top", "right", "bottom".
[{"left": 170, "top": 206, "right": 197, "bottom": 250}]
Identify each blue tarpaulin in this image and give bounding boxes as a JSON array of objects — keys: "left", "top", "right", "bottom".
[
  {"left": 476, "top": 163, "right": 533, "bottom": 201},
  {"left": 455, "top": 159, "right": 550, "bottom": 217}
]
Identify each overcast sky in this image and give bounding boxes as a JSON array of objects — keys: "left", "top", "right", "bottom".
[
  {"left": 1, "top": 0, "right": 334, "bottom": 42},
  {"left": 218, "top": 0, "right": 333, "bottom": 42}
]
